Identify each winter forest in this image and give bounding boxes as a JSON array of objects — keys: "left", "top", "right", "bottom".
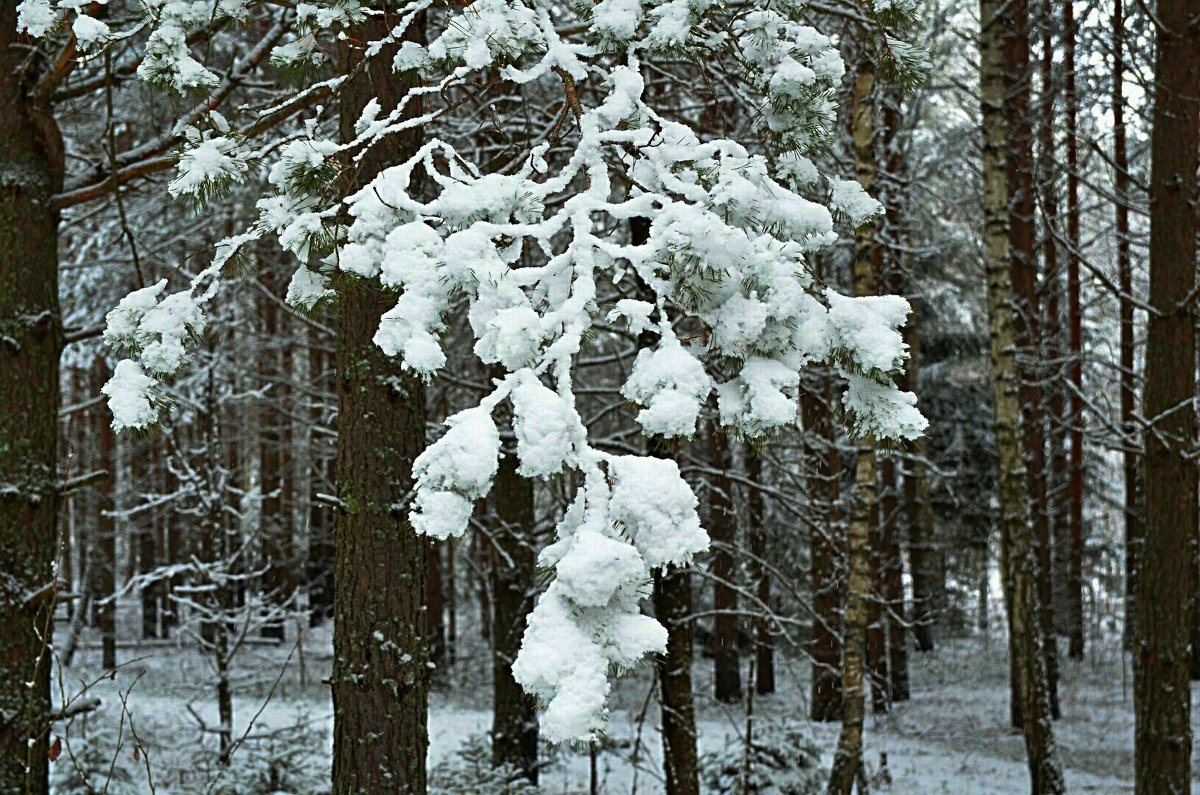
[{"left": 1, "top": 0, "right": 1198, "bottom": 793}]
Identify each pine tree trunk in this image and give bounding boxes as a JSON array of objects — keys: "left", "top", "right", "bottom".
[
  {"left": 1061, "top": 0, "right": 1085, "bottom": 662},
  {"left": 827, "top": 54, "right": 877, "bottom": 793},
  {"left": 904, "top": 314, "right": 939, "bottom": 653},
  {"left": 632, "top": 214, "right": 699, "bottom": 795},
  {"left": 709, "top": 415, "right": 743, "bottom": 704},
  {"left": 489, "top": 395, "right": 539, "bottom": 782},
  {"left": 1037, "top": 0, "right": 1069, "bottom": 646},
  {"left": 426, "top": 544, "right": 445, "bottom": 673},
  {"left": 654, "top": 562, "right": 699, "bottom": 795},
  {"left": 1134, "top": 1, "right": 1199, "bottom": 790},
  {"left": 0, "top": 5, "right": 64, "bottom": 788},
  {"left": 745, "top": 448, "right": 775, "bottom": 695},
  {"left": 881, "top": 460, "right": 909, "bottom": 702},
  {"left": 307, "top": 334, "right": 334, "bottom": 628},
  {"left": 979, "top": 0, "right": 1065, "bottom": 789},
  {"left": 95, "top": 368, "right": 117, "bottom": 671},
  {"left": 260, "top": 264, "right": 292, "bottom": 642},
  {"left": 867, "top": 495, "right": 889, "bottom": 713},
  {"left": 1111, "top": 0, "right": 1139, "bottom": 652},
  {"left": 804, "top": 380, "right": 842, "bottom": 721},
  {"left": 331, "top": 9, "right": 430, "bottom": 793},
  {"left": 138, "top": 443, "right": 161, "bottom": 639}
]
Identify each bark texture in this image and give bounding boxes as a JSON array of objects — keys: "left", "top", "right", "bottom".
[
  {"left": 331, "top": 8, "right": 430, "bottom": 793},
  {"left": 0, "top": 6, "right": 64, "bottom": 792},
  {"left": 979, "top": 0, "right": 1065, "bottom": 789},
  {"left": 1134, "top": 0, "right": 1199, "bottom": 790},
  {"left": 490, "top": 388, "right": 539, "bottom": 782},
  {"left": 827, "top": 56, "right": 876, "bottom": 794}
]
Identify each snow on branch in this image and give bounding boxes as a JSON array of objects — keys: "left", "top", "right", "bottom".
[{"left": 22, "top": 0, "right": 927, "bottom": 742}]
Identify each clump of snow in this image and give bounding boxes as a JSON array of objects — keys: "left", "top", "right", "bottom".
[
  {"left": 411, "top": 406, "right": 501, "bottom": 539},
  {"left": 621, "top": 336, "right": 712, "bottom": 438},
  {"left": 72, "top": 13, "right": 110, "bottom": 49},
  {"left": 830, "top": 178, "right": 884, "bottom": 228},
  {"left": 17, "top": 0, "right": 56, "bottom": 37},
  {"left": 102, "top": 360, "right": 160, "bottom": 431},
  {"left": 510, "top": 376, "right": 586, "bottom": 477}
]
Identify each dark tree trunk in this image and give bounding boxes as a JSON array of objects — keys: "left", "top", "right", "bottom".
[
  {"left": 654, "top": 563, "right": 699, "bottom": 795},
  {"left": 904, "top": 314, "right": 939, "bottom": 653},
  {"left": 1111, "top": 0, "right": 1139, "bottom": 653},
  {"left": 330, "top": 9, "right": 430, "bottom": 794},
  {"left": 489, "top": 396, "right": 539, "bottom": 783},
  {"left": 708, "top": 414, "right": 742, "bottom": 704},
  {"left": 632, "top": 214, "right": 699, "bottom": 795},
  {"left": 881, "top": 457, "right": 909, "bottom": 702},
  {"left": 426, "top": 543, "right": 446, "bottom": 674},
  {"left": 307, "top": 335, "right": 334, "bottom": 628},
  {"left": 260, "top": 265, "right": 292, "bottom": 642},
  {"left": 804, "top": 378, "right": 842, "bottom": 721},
  {"left": 0, "top": 6, "right": 64, "bottom": 789},
  {"left": 866, "top": 499, "right": 889, "bottom": 713},
  {"left": 138, "top": 443, "right": 161, "bottom": 639},
  {"left": 745, "top": 448, "right": 775, "bottom": 695},
  {"left": 94, "top": 369, "right": 117, "bottom": 671},
  {"left": 1134, "top": 1, "right": 1199, "bottom": 790},
  {"left": 1061, "top": 0, "right": 1085, "bottom": 662}
]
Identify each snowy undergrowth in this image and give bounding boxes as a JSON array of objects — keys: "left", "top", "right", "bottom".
[{"left": 50, "top": 627, "right": 1185, "bottom": 793}]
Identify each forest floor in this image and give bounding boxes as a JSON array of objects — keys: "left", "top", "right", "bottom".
[{"left": 51, "top": 618, "right": 1198, "bottom": 793}]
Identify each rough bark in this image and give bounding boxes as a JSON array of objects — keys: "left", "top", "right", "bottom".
[
  {"left": 0, "top": 5, "right": 64, "bottom": 791},
  {"left": 1003, "top": 0, "right": 1058, "bottom": 719},
  {"left": 1134, "top": 1, "right": 1199, "bottom": 790},
  {"left": 745, "top": 447, "right": 775, "bottom": 695},
  {"left": 804, "top": 379, "right": 842, "bottom": 721},
  {"left": 489, "top": 408, "right": 539, "bottom": 783},
  {"left": 1061, "top": 0, "right": 1084, "bottom": 661},
  {"left": 904, "top": 313, "right": 938, "bottom": 653},
  {"left": 260, "top": 265, "right": 293, "bottom": 642},
  {"left": 1111, "top": 0, "right": 1139, "bottom": 653},
  {"left": 979, "top": 0, "right": 1065, "bottom": 788},
  {"left": 708, "top": 415, "right": 743, "bottom": 704},
  {"left": 95, "top": 372, "right": 116, "bottom": 671},
  {"left": 634, "top": 214, "right": 699, "bottom": 795},
  {"left": 330, "top": 8, "right": 430, "bottom": 793}
]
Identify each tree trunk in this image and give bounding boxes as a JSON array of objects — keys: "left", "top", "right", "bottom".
[
  {"left": 95, "top": 366, "right": 117, "bottom": 671},
  {"left": 0, "top": 5, "right": 64, "bottom": 789},
  {"left": 489, "top": 396, "right": 539, "bottom": 782},
  {"left": 654, "top": 562, "right": 699, "bottom": 795},
  {"left": 630, "top": 213, "right": 700, "bottom": 795},
  {"left": 139, "top": 443, "right": 162, "bottom": 639},
  {"left": 260, "top": 264, "right": 292, "bottom": 642},
  {"left": 708, "top": 414, "right": 742, "bottom": 704},
  {"left": 979, "top": 0, "right": 1066, "bottom": 789},
  {"left": 827, "top": 54, "right": 877, "bottom": 794},
  {"left": 881, "top": 458, "right": 909, "bottom": 702},
  {"left": 904, "top": 314, "right": 938, "bottom": 653},
  {"left": 426, "top": 543, "right": 446, "bottom": 674},
  {"left": 1004, "top": 0, "right": 1058, "bottom": 720},
  {"left": 1111, "top": 0, "right": 1139, "bottom": 652},
  {"left": 1061, "top": 0, "right": 1085, "bottom": 661},
  {"left": 307, "top": 334, "right": 334, "bottom": 627},
  {"left": 331, "top": 8, "right": 430, "bottom": 793},
  {"left": 1134, "top": 1, "right": 1199, "bottom": 790},
  {"left": 804, "top": 380, "right": 842, "bottom": 721},
  {"left": 745, "top": 447, "right": 775, "bottom": 695}
]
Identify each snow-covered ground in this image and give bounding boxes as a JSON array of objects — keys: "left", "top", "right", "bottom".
[{"left": 51, "top": 623, "right": 1197, "bottom": 793}]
